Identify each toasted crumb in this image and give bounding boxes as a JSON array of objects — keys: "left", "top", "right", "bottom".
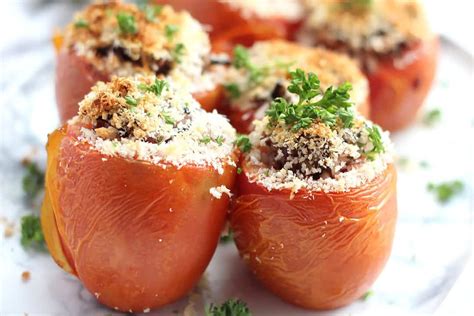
[
  {"left": 209, "top": 185, "right": 232, "bottom": 199},
  {"left": 21, "top": 271, "right": 31, "bottom": 282},
  {"left": 4, "top": 223, "right": 14, "bottom": 238}
]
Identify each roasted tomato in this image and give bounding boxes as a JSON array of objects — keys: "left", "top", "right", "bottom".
[
  {"left": 220, "top": 40, "right": 370, "bottom": 134},
  {"left": 231, "top": 161, "right": 397, "bottom": 309},
  {"left": 55, "top": 1, "right": 222, "bottom": 123},
  {"left": 299, "top": 0, "right": 438, "bottom": 131},
  {"left": 368, "top": 37, "right": 439, "bottom": 131},
  {"left": 155, "top": 0, "right": 303, "bottom": 53},
  {"left": 229, "top": 68, "right": 397, "bottom": 309},
  {"left": 42, "top": 76, "right": 238, "bottom": 312}
]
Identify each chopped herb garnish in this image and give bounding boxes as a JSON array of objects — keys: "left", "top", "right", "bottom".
[
  {"left": 236, "top": 134, "right": 251, "bottom": 153},
  {"left": 116, "top": 12, "right": 138, "bottom": 35},
  {"left": 124, "top": 95, "right": 138, "bottom": 107},
  {"left": 237, "top": 167, "right": 242, "bottom": 175},
  {"left": 220, "top": 228, "right": 234, "bottom": 243},
  {"left": 139, "top": 78, "right": 168, "bottom": 96},
  {"left": 361, "top": 290, "right": 374, "bottom": 301},
  {"left": 427, "top": 180, "right": 464, "bottom": 203},
  {"left": 215, "top": 136, "right": 225, "bottom": 146},
  {"left": 266, "top": 69, "right": 354, "bottom": 130},
  {"left": 232, "top": 45, "right": 267, "bottom": 86},
  {"left": 365, "top": 124, "right": 385, "bottom": 160},
  {"left": 224, "top": 83, "right": 241, "bottom": 99},
  {"left": 140, "top": 4, "right": 163, "bottom": 22},
  {"left": 206, "top": 299, "right": 251, "bottom": 316},
  {"left": 171, "top": 43, "right": 186, "bottom": 63},
  {"left": 165, "top": 24, "right": 179, "bottom": 41},
  {"left": 162, "top": 113, "right": 175, "bottom": 125},
  {"left": 74, "top": 19, "right": 89, "bottom": 29},
  {"left": 22, "top": 161, "right": 44, "bottom": 200},
  {"left": 422, "top": 108, "right": 441, "bottom": 127},
  {"left": 200, "top": 136, "right": 212, "bottom": 144},
  {"left": 21, "top": 215, "right": 45, "bottom": 250}
]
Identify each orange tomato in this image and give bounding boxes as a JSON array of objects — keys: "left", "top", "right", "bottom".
[
  {"left": 42, "top": 126, "right": 237, "bottom": 312},
  {"left": 230, "top": 161, "right": 397, "bottom": 309},
  {"left": 368, "top": 37, "right": 439, "bottom": 131}
]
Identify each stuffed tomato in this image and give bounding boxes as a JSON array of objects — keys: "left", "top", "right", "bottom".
[
  {"left": 55, "top": 0, "right": 223, "bottom": 122},
  {"left": 299, "top": 0, "right": 438, "bottom": 131},
  {"left": 42, "top": 76, "right": 237, "bottom": 312},
  {"left": 155, "top": 0, "right": 304, "bottom": 53},
  {"left": 230, "top": 69, "right": 397, "bottom": 309},
  {"left": 220, "top": 40, "right": 369, "bottom": 134}
]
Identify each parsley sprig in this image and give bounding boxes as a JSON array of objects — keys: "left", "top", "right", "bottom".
[
  {"left": 138, "top": 79, "right": 168, "bottom": 96},
  {"left": 266, "top": 69, "right": 354, "bottom": 130},
  {"left": 116, "top": 12, "right": 138, "bottom": 35},
  {"left": 233, "top": 45, "right": 267, "bottom": 87},
  {"left": 206, "top": 299, "right": 251, "bottom": 316},
  {"left": 365, "top": 124, "right": 385, "bottom": 160},
  {"left": 22, "top": 161, "right": 44, "bottom": 200},
  {"left": 427, "top": 180, "right": 464, "bottom": 203},
  {"left": 21, "top": 215, "right": 45, "bottom": 250},
  {"left": 236, "top": 134, "right": 251, "bottom": 153}
]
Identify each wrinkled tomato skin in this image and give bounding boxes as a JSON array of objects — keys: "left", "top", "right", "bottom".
[
  {"left": 155, "top": 0, "right": 300, "bottom": 54},
  {"left": 41, "top": 127, "right": 236, "bottom": 312},
  {"left": 230, "top": 162, "right": 397, "bottom": 309},
  {"left": 368, "top": 37, "right": 439, "bottom": 131},
  {"left": 55, "top": 50, "right": 223, "bottom": 123}
]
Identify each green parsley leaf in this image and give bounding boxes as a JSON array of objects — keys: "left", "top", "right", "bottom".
[
  {"left": 21, "top": 215, "right": 45, "bottom": 250},
  {"left": 215, "top": 136, "right": 225, "bottom": 146},
  {"left": 427, "top": 180, "right": 464, "bottom": 203},
  {"left": 139, "top": 79, "right": 168, "bottom": 96},
  {"left": 266, "top": 69, "right": 354, "bottom": 131},
  {"left": 124, "top": 95, "right": 138, "bottom": 107},
  {"left": 361, "top": 290, "right": 374, "bottom": 301},
  {"left": 236, "top": 134, "right": 251, "bottom": 153},
  {"left": 224, "top": 83, "right": 241, "bottom": 99},
  {"left": 220, "top": 228, "right": 234, "bottom": 244},
  {"left": 423, "top": 108, "right": 441, "bottom": 127},
  {"left": 365, "top": 124, "right": 385, "bottom": 160},
  {"left": 138, "top": 3, "right": 163, "bottom": 22},
  {"left": 171, "top": 43, "right": 186, "bottom": 63},
  {"left": 200, "top": 136, "right": 212, "bottom": 144},
  {"left": 165, "top": 24, "right": 179, "bottom": 41},
  {"left": 116, "top": 12, "right": 138, "bottom": 35},
  {"left": 206, "top": 299, "right": 251, "bottom": 316},
  {"left": 162, "top": 113, "right": 175, "bottom": 125},
  {"left": 22, "top": 161, "right": 44, "bottom": 200},
  {"left": 237, "top": 167, "right": 242, "bottom": 175},
  {"left": 74, "top": 19, "right": 89, "bottom": 29},
  {"left": 232, "top": 45, "right": 267, "bottom": 87}
]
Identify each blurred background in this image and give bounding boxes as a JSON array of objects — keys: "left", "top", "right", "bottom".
[{"left": 1, "top": 1, "right": 473, "bottom": 315}]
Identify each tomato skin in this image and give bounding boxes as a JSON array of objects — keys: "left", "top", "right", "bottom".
[
  {"left": 368, "top": 36, "right": 439, "bottom": 131},
  {"left": 230, "top": 162, "right": 397, "bottom": 309},
  {"left": 155, "top": 0, "right": 301, "bottom": 53},
  {"left": 42, "top": 127, "right": 237, "bottom": 312}
]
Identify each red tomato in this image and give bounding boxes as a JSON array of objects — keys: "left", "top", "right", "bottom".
[
  {"left": 230, "top": 160, "right": 397, "bottom": 309},
  {"left": 42, "top": 126, "right": 237, "bottom": 312},
  {"left": 55, "top": 42, "right": 223, "bottom": 123},
  {"left": 155, "top": 0, "right": 301, "bottom": 53},
  {"left": 368, "top": 36, "right": 439, "bottom": 131}
]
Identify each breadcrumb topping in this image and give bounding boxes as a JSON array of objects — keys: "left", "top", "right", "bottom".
[
  {"left": 245, "top": 114, "right": 393, "bottom": 193},
  {"left": 74, "top": 76, "right": 236, "bottom": 171},
  {"left": 300, "top": 0, "right": 431, "bottom": 57},
  {"left": 222, "top": 0, "right": 304, "bottom": 21},
  {"left": 222, "top": 40, "right": 368, "bottom": 115},
  {"left": 209, "top": 185, "right": 232, "bottom": 199},
  {"left": 63, "top": 0, "right": 214, "bottom": 93}
]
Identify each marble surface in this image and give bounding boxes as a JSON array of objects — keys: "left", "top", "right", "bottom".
[{"left": 1, "top": 1, "right": 473, "bottom": 315}]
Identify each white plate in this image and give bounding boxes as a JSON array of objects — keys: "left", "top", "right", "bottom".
[{"left": 0, "top": 4, "right": 472, "bottom": 315}]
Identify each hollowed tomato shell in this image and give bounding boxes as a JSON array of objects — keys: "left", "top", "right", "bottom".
[
  {"left": 55, "top": 47, "right": 223, "bottom": 123},
  {"left": 154, "top": 0, "right": 302, "bottom": 54},
  {"left": 230, "top": 162, "right": 397, "bottom": 309},
  {"left": 41, "top": 126, "right": 237, "bottom": 312},
  {"left": 368, "top": 36, "right": 439, "bottom": 131}
]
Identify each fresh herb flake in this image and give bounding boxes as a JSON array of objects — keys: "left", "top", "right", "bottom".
[
  {"left": 423, "top": 108, "right": 441, "bottom": 127},
  {"left": 171, "top": 43, "right": 186, "bottom": 63},
  {"left": 165, "top": 24, "right": 179, "bottom": 41},
  {"left": 162, "top": 113, "right": 175, "bottom": 125},
  {"left": 224, "top": 83, "right": 241, "bottom": 99},
  {"left": 365, "top": 124, "right": 385, "bottom": 160},
  {"left": 237, "top": 167, "right": 242, "bottom": 175},
  {"left": 142, "top": 4, "right": 162, "bottom": 22},
  {"left": 427, "top": 180, "right": 464, "bottom": 203},
  {"left": 200, "top": 136, "right": 212, "bottom": 144},
  {"left": 236, "top": 134, "right": 251, "bottom": 153},
  {"left": 124, "top": 95, "right": 138, "bottom": 107},
  {"left": 22, "top": 161, "right": 44, "bottom": 200},
  {"left": 215, "top": 136, "right": 225, "bottom": 146},
  {"left": 139, "top": 79, "right": 168, "bottom": 96},
  {"left": 74, "top": 19, "right": 89, "bottom": 29},
  {"left": 220, "top": 228, "right": 234, "bottom": 244},
  {"left": 361, "top": 290, "right": 374, "bottom": 301},
  {"left": 21, "top": 215, "right": 45, "bottom": 250},
  {"left": 116, "top": 12, "right": 138, "bottom": 35},
  {"left": 206, "top": 298, "right": 251, "bottom": 316},
  {"left": 232, "top": 45, "right": 267, "bottom": 87}
]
